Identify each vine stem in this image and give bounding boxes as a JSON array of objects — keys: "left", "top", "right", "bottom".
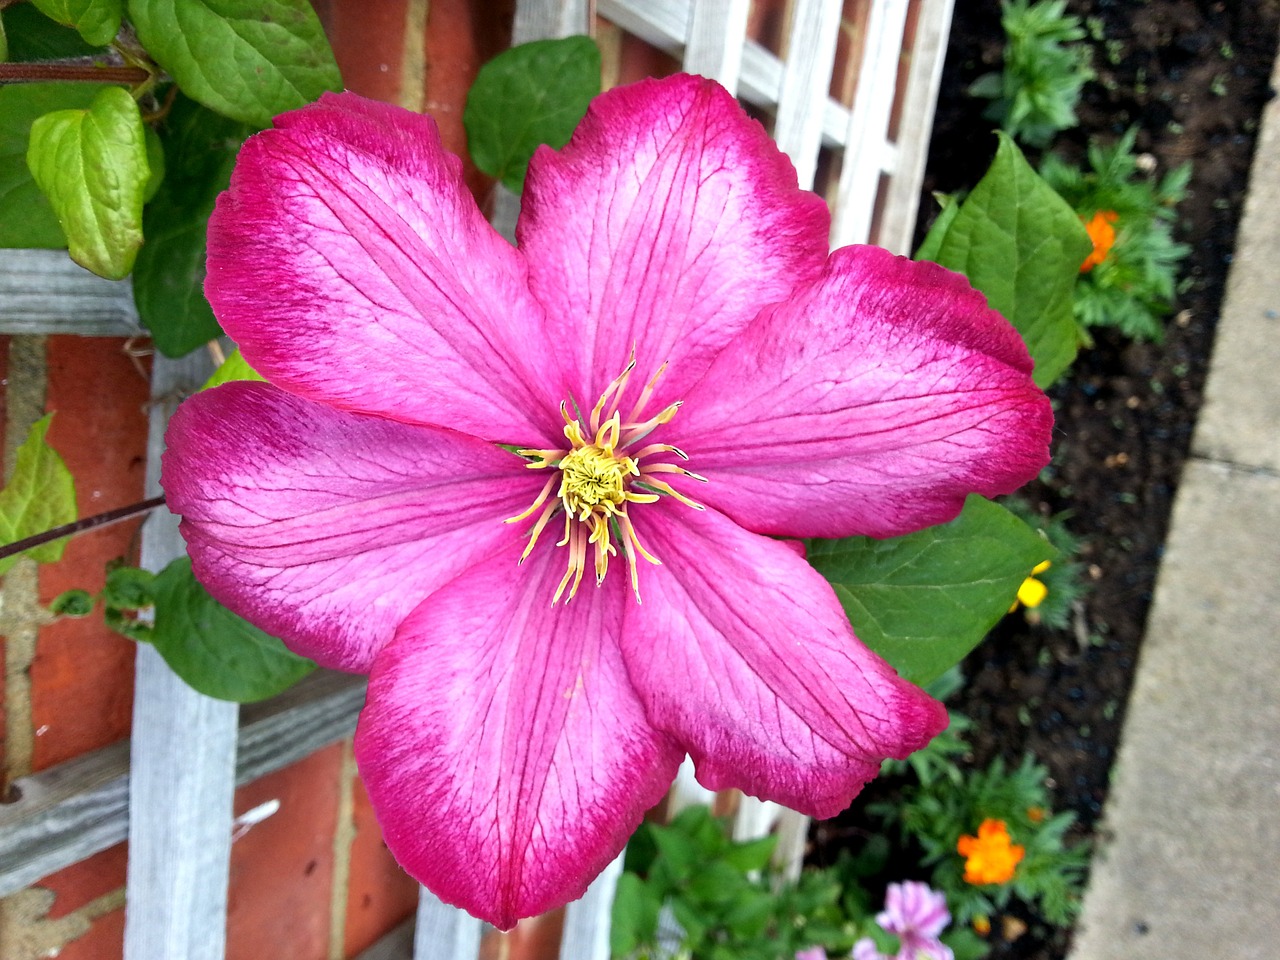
[
  {"left": 0, "top": 495, "right": 167, "bottom": 563},
  {"left": 0, "top": 62, "right": 152, "bottom": 85}
]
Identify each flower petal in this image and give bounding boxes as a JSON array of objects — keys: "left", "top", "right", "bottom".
[
  {"left": 162, "top": 381, "right": 540, "bottom": 672},
  {"left": 671, "top": 246, "right": 1053, "bottom": 538},
  {"left": 517, "top": 74, "right": 829, "bottom": 407},
  {"left": 206, "top": 91, "right": 564, "bottom": 444},
  {"left": 623, "top": 501, "right": 947, "bottom": 818},
  {"left": 355, "top": 545, "right": 683, "bottom": 929}
]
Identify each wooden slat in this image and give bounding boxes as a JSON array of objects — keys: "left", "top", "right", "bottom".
[
  {"left": 832, "top": 0, "right": 912, "bottom": 246},
  {"left": 413, "top": 891, "right": 483, "bottom": 960},
  {"left": 0, "top": 671, "right": 365, "bottom": 899},
  {"left": 0, "top": 249, "right": 141, "bottom": 336},
  {"left": 876, "top": 0, "right": 955, "bottom": 254},
  {"left": 771, "top": 0, "right": 844, "bottom": 189},
  {"left": 597, "top": 0, "right": 853, "bottom": 148},
  {"left": 559, "top": 853, "right": 624, "bottom": 960},
  {"left": 682, "top": 0, "right": 751, "bottom": 90},
  {"left": 123, "top": 353, "right": 237, "bottom": 960}
]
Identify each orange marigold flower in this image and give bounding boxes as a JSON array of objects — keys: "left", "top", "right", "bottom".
[
  {"left": 973, "top": 915, "right": 992, "bottom": 936},
  {"left": 1080, "top": 210, "right": 1118, "bottom": 272},
  {"left": 957, "top": 818, "right": 1025, "bottom": 885},
  {"left": 1027, "top": 805, "right": 1047, "bottom": 823}
]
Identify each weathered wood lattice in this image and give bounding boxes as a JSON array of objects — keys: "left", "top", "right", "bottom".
[{"left": 0, "top": 0, "right": 954, "bottom": 955}]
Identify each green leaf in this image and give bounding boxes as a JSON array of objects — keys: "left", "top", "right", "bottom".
[
  {"left": 150, "top": 556, "right": 315, "bottom": 702},
  {"left": 0, "top": 82, "right": 103, "bottom": 248},
  {"left": 609, "top": 872, "right": 660, "bottom": 956},
  {"left": 913, "top": 192, "right": 960, "bottom": 263},
  {"left": 102, "top": 564, "right": 155, "bottom": 610},
  {"left": 30, "top": 0, "right": 123, "bottom": 46},
  {"left": 0, "top": 11, "right": 7, "bottom": 61},
  {"left": 0, "top": 414, "right": 77, "bottom": 575},
  {"left": 127, "top": 0, "right": 341, "bottom": 127},
  {"left": 926, "top": 134, "right": 1091, "bottom": 388},
  {"left": 464, "top": 35, "right": 601, "bottom": 193},
  {"left": 806, "top": 496, "right": 1055, "bottom": 685},
  {"left": 720, "top": 833, "right": 778, "bottom": 873},
  {"left": 26, "top": 85, "right": 149, "bottom": 279},
  {"left": 50, "top": 588, "right": 94, "bottom": 617},
  {"left": 202, "top": 348, "right": 266, "bottom": 390},
  {"left": 132, "top": 94, "right": 250, "bottom": 355},
  {"left": 3, "top": 3, "right": 105, "bottom": 60}
]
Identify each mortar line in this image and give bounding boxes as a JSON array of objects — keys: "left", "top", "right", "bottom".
[
  {"left": 2, "top": 336, "right": 49, "bottom": 791},
  {"left": 1185, "top": 451, "right": 1280, "bottom": 481},
  {"left": 326, "top": 737, "right": 359, "bottom": 960},
  {"left": 399, "top": 0, "right": 429, "bottom": 113}
]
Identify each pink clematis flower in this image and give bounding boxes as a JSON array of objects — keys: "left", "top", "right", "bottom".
[{"left": 161, "top": 75, "right": 1051, "bottom": 929}]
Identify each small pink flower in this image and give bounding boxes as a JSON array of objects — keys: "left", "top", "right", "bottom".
[
  {"left": 796, "top": 949, "right": 830, "bottom": 960},
  {"left": 854, "top": 881, "right": 954, "bottom": 960},
  {"left": 162, "top": 76, "right": 1050, "bottom": 928}
]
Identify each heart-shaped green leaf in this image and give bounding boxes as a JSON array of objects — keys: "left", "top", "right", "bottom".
[
  {"left": 30, "top": 0, "right": 123, "bottom": 46},
  {"left": 26, "top": 85, "right": 149, "bottom": 278},
  {"left": 807, "top": 496, "right": 1055, "bottom": 685},
  {"left": 150, "top": 556, "right": 315, "bottom": 702},
  {"left": 0, "top": 414, "right": 77, "bottom": 575}
]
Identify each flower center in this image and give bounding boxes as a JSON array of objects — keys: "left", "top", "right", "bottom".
[
  {"left": 506, "top": 356, "right": 705, "bottom": 604},
  {"left": 558, "top": 444, "right": 635, "bottom": 517}
]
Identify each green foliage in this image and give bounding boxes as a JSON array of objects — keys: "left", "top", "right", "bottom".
[
  {"left": 1002, "top": 497, "right": 1088, "bottom": 630},
  {"left": 1040, "top": 128, "right": 1191, "bottom": 342},
  {"left": 126, "top": 0, "right": 342, "bottom": 128},
  {"left": 918, "top": 134, "right": 1092, "bottom": 387},
  {"left": 132, "top": 92, "right": 251, "bottom": 355},
  {"left": 2, "top": 2, "right": 106, "bottom": 60},
  {"left": 612, "top": 806, "right": 861, "bottom": 959},
  {"left": 102, "top": 557, "right": 314, "bottom": 701},
  {"left": 969, "top": 0, "right": 1094, "bottom": 148},
  {"left": 464, "top": 35, "right": 601, "bottom": 193},
  {"left": 26, "top": 84, "right": 149, "bottom": 278},
  {"left": 30, "top": 0, "right": 124, "bottom": 46},
  {"left": 0, "top": 414, "right": 77, "bottom": 575},
  {"left": 50, "top": 588, "right": 94, "bottom": 617},
  {"left": 202, "top": 348, "right": 266, "bottom": 390},
  {"left": 0, "top": 82, "right": 104, "bottom": 248},
  {"left": 807, "top": 496, "right": 1054, "bottom": 686},
  {"left": 873, "top": 746, "right": 1088, "bottom": 927}
]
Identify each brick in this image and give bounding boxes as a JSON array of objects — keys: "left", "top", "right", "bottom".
[
  {"left": 226, "top": 744, "right": 345, "bottom": 960},
  {"left": 423, "top": 0, "right": 514, "bottom": 201},
  {"left": 314, "top": 0, "right": 411, "bottom": 104},
  {"left": 31, "top": 337, "right": 150, "bottom": 772},
  {"left": 746, "top": 0, "right": 789, "bottom": 54},
  {"left": 830, "top": 0, "right": 872, "bottom": 107},
  {"left": 342, "top": 775, "right": 419, "bottom": 957},
  {"left": 615, "top": 29, "right": 681, "bottom": 86},
  {"left": 50, "top": 906, "right": 125, "bottom": 960},
  {"left": 478, "top": 909, "right": 564, "bottom": 960},
  {"left": 36, "top": 843, "right": 128, "bottom": 920},
  {"left": 886, "top": 0, "right": 923, "bottom": 142}
]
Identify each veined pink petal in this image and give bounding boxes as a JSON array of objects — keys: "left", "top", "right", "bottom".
[
  {"left": 161, "top": 381, "right": 541, "bottom": 672},
  {"left": 354, "top": 545, "right": 683, "bottom": 929},
  {"left": 670, "top": 246, "right": 1052, "bottom": 538},
  {"left": 622, "top": 501, "right": 947, "bottom": 819},
  {"left": 206, "top": 91, "right": 564, "bottom": 444},
  {"left": 517, "top": 73, "right": 830, "bottom": 408}
]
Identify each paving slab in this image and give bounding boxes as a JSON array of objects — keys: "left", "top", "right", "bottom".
[
  {"left": 1068, "top": 29, "right": 1280, "bottom": 960},
  {"left": 1068, "top": 460, "right": 1280, "bottom": 960},
  {"left": 1191, "top": 43, "right": 1280, "bottom": 471}
]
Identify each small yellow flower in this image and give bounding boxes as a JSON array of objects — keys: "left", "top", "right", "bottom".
[
  {"left": 957, "top": 818, "right": 1025, "bottom": 885},
  {"left": 1009, "top": 560, "right": 1051, "bottom": 612},
  {"left": 1080, "top": 210, "right": 1118, "bottom": 272},
  {"left": 972, "top": 915, "right": 992, "bottom": 937}
]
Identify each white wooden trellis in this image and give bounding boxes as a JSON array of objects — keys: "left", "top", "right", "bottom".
[{"left": 0, "top": 0, "right": 955, "bottom": 956}]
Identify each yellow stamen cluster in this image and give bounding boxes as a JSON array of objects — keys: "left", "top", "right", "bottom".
[{"left": 506, "top": 357, "right": 705, "bottom": 603}]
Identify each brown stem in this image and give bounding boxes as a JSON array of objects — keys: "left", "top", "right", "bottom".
[
  {"left": 0, "top": 496, "right": 166, "bottom": 563},
  {"left": 0, "top": 62, "right": 151, "bottom": 85}
]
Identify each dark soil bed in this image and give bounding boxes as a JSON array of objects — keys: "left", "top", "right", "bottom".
[{"left": 812, "top": 2, "right": 1280, "bottom": 958}]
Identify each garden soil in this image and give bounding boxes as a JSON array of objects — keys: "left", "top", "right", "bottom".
[{"left": 811, "top": 2, "right": 1280, "bottom": 958}]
